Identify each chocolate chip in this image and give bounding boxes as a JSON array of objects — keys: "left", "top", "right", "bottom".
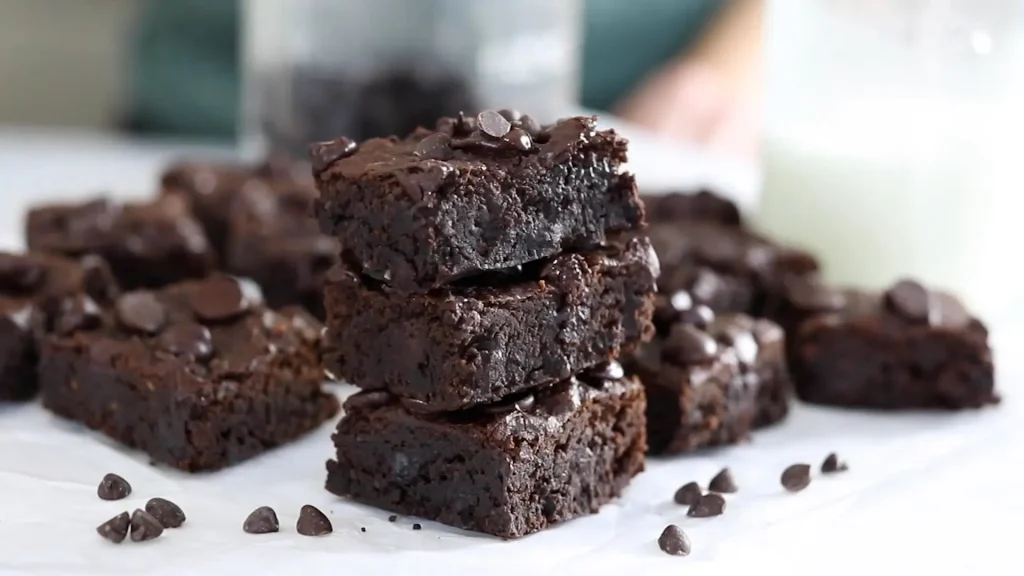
[
  {"left": 0, "top": 254, "right": 44, "bottom": 291},
  {"left": 518, "top": 114, "right": 542, "bottom": 137},
  {"left": 344, "top": 390, "right": 393, "bottom": 412},
  {"left": 360, "top": 527, "right": 367, "bottom": 533},
  {"left": 781, "top": 463, "right": 812, "bottom": 492},
  {"left": 477, "top": 110, "right": 511, "bottom": 138},
  {"left": 190, "top": 275, "right": 251, "bottom": 322},
  {"left": 159, "top": 322, "right": 213, "bottom": 361},
  {"left": 708, "top": 468, "right": 738, "bottom": 493},
  {"left": 884, "top": 279, "right": 931, "bottom": 322},
  {"left": 96, "top": 511, "right": 130, "bottom": 544},
  {"left": 309, "top": 137, "right": 358, "bottom": 174},
  {"left": 498, "top": 109, "right": 521, "bottom": 121},
  {"left": 786, "top": 277, "right": 845, "bottom": 312},
  {"left": 658, "top": 524, "right": 691, "bottom": 556},
  {"left": 664, "top": 323, "right": 718, "bottom": 364},
  {"left": 454, "top": 111, "right": 477, "bottom": 135},
  {"left": 593, "top": 361, "right": 625, "bottom": 381},
  {"left": 821, "top": 453, "right": 848, "bottom": 474},
  {"left": 129, "top": 509, "right": 164, "bottom": 542},
  {"left": 145, "top": 498, "right": 186, "bottom": 528},
  {"left": 115, "top": 292, "right": 166, "bottom": 335},
  {"left": 412, "top": 523, "right": 422, "bottom": 531},
  {"left": 687, "top": 493, "right": 726, "bottom": 518},
  {"left": 296, "top": 504, "right": 332, "bottom": 536},
  {"left": 673, "top": 481, "right": 703, "bottom": 506},
  {"left": 97, "top": 473, "right": 131, "bottom": 500},
  {"left": 55, "top": 294, "right": 102, "bottom": 335},
  {"left": 388, "top": 515, "right": 398, "bottom": 522},
  {"left": 243, "top": 506, "right": 279, "bottom": 534},
  {"left": 415, "top": 132, "right": 453, "bottom": 160},
  {"left": 502, "top": 127, "right": 533, "bottom": 151},
  {"left": 930, "top": 292, "right": 970, "bottom": 327}
]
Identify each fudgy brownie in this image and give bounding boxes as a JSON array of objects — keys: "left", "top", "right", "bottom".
[
  {"left": 323, "top": 236, "right": 658, "bottom": 412},
  {"left": 326, "top": 363, "right": 646, "bottom": 539},
  {"left": 789, "top": 279, "right": 997, "bottom": 409},
  {"left": 312, "top": 111, "right": 646, "bottom": 291},
  {"left": 0, "top": 252, "right": 119, "bottom": 401},
  {"left": 39, "top": 274, "right": 339, "bottom": 471},
  {"left": 624, "top": 291, "right": 791, "bottom": 455},
  {"left": 25, "top": 195, "right": 215, "bottom": 289},
  {"left": 642, "top": 190, "right": 742, "bottom": 227}
]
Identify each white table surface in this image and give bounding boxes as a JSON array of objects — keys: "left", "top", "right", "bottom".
[{"left": 0, "top": 126, "right": 1017, "bottom": 575}]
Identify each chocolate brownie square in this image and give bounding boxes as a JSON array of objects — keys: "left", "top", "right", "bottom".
[
  {"left": 624, "top": 292, "right": 791, "bottom": 455},
  {"left": 0, "top": 252, "right": 119, "bottom": 401},
  {"left": 790, "top": 279, "right": 996, "bottom": 409},
  {"left": 323, "top": 236, "right": 658, "bottom": 412},
  {"left": 39, "top": 274, "right": 339, "bottom": 471},
  {"left": 325, "top": 363, "right": 646, "bottom": 539},
  {"left": 312, "top": 112, "right": 645, "bottom": 291},
  {"left": 25, "top": 195, "right": 215, "bottom": 289},
  {"left": 642, "top": 190, "right": 742, "bottom": 227}
]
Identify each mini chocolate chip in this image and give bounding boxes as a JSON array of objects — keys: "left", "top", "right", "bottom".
[
  {"left": 477, "top": 110, "right": 511, "bottom": 138},
  {"left": 708, "top": 468, "right": 738, "bottom": 493},
  {"left": 55, "top": 294, "right": 102, "bottom": 335},
  {"left": 518, "top": 114, "right": 542, "bottom": 136},
  {"left": 96, "top": 511, "right": 130, "bottom": 544},
  {"left": 296, "top": 505, "right": 332, "bottom": 536},
  {"left": 345, "top": 390, "right": 394, "bottom": 413},
  {"left": 412, "top": 523, "right": 422, "bottom": 531},
  {"left": 415, "top": 132, "right": 453, "bottom": 160},
  {"left": 115, "top": 292, "right": 166, "bottom": 335},
  {"left": 145, "top": 498, "right": 186, "bottom": 528},
  {"left": 243, "top": 506, "right": 279, "bottom": 534},
  {"left": 885, "top": 279, "right": 931, "bottom": 322},
  {"left": 190, "top": 275, "right": 250, "bottom": 322},
  {"left": 821, "top": 453, "right": 849, "bottom": 474},
  {"left": 658, "top": 524, "right": 691, "bottom": 556},
  {"left": 673, "top": 481, "right": 703, "bottom": 506},
  {"left": 687, "top": 493, "right": 726, "bottom": 518},
  {"left": 781, "top": 463, "right": 812, "bottom": 492},
  {"left": 97, "top": 473, "right": 131, "bottom": 500},
  {"left": 664, "top": 323, "right": 718, "bottom": 364},
  {"left": 159, "top": 322, "right": 213, "bottom": 361},
  {"left": 388, "top": 515, "right": 398, "bottom": 522},
  {"left": 309, "top": 137, "right": 357, "bottom": 174},
  {"left": 361, "top": 527, "right": 367, "bottom": 533},
  {"left": 497, "top": 109, "right": 521, "bottom": 121},
  {"left": 130, "top": 509, "right": 164, "bottom": 542},
  {"left": 502, "top": 127, "right": 533, "bottom": 151}
]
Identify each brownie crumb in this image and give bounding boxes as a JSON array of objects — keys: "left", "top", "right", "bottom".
[
  {"left": 297, "top": 505, "right": 332, "bottom": 536},
  {"left": 243, "top": 506, "right": 280, "bottom": 534},
  {"left": 129, "top": 509, "right": 164, "bottom": 542},
  {"left": 145, "top": 498, "right": 186, "bottom": 528},
  {"left": 781, "top": 464, "right": 812, "bottom": 492},
  {"left": 412, "top": 523, "right": 422, "bottom": 531},
  {"left": 97, "top": 473, "right": 131, "bottom": 501},
  {"left": 708, "top": 468, "right": 738, "bottom": 493},
  {"left": 658, "top": 524, "right": 691, "bottom": 556},
  {"left": 388, "top": 515, "right": 398, "bottom": 523},
  {"left": 96, "top": 511, "right": 130, "bottom": 544},
  {"left": 687, "top": 493, "right": 726, "bottom": 518},
  {"left": 673, "top": 481, "right": 703, "bottom": 506},
  {"left": 821, "top": 453, "right": 849, "bottom": 474}
]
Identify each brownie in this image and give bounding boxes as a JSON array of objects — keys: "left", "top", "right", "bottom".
[
  {"left": 39, "top": 274, "right": 339, "bottom": 471},
  {"left": 25, "top": 195, "right": 215, "bottom": 290},
  {"left": 624, "top": 292, "right": 791, "bottom": 455},
  {"left": 789, "top": 279, "right": 997, "bottom": 410},
  {"left": 323, "top": 236, "right": 658, "bottom": 412},
  {"left": 223, "top": 179, "right": 338, "bottom": 319},
  {"left": 0, "top": 252, "right": 119, "bottom": 401},
  {"left": 642, "top": 190, "right": 742, "bottom": 227},
  {"left": 312, "top": 111, "right": 646, "bottom": 292},
  {"left": 325, "top": 363, "right": 646, "bottom": 539}
]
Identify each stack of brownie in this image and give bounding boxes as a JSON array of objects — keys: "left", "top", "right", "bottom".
[{"left": 309, "top": 110, "right": 658, "bottom": 538}]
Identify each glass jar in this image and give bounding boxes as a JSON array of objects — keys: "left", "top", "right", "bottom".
[
  {"left": 241, "top": 0, "right": 582, "bottom": 157},
  {"left": 756, "top": 0, "right": 1024, "bottom": 323}
]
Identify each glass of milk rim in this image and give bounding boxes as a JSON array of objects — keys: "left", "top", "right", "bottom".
[{"left": 757, "top": 0, "right": 1024, "bottom": 324}]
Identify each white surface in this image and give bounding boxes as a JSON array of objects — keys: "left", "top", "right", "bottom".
[{"left": 0, "top": 128, "right": 1014, "bottom": 575}]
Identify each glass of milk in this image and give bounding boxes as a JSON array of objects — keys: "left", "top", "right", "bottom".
[{"left": 757, "top": 0, "right": 1024, "bottom": 323}]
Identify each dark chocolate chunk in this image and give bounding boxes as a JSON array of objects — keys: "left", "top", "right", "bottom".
[
  {"left": 884, "top": 279, "right": 930, "bottom": 322},
  {"left": 145, "top": 497, "right": 186, "bottom": 529},
  {"left": 296, "top": 504, "right": 332, "bottom": 536},
  {"left": 414, "top": 133, "right": 453, "bottom": 160},
  {"left": 781, "top": 463, "right": 812, "bottom": 492},
  {"left": 821, "top": 453, "right": 848, "bottom": 474},
  {"left": 388, "top": 515, "right": 398, "bottom": 522},
  {"left": 96, "top": 511, "right": 130, "bottom": 544},
  {"left": 687, "top": 493, "right": 726, "bottom": 518},
  {"left": 673, "top": 481, "right": 703, "bottom": 507},
  {"left": 310, "top": 137, "right": 358, "bottom": 174},
  {"left": 243, "top": 506, "right": 280, "bottom": 534},
  {"left": 158, "top": 322, "right": 213, "bottom": 361},
  {"left": 664, "top": 323, "right": 718, "bottom": 364},
  {"left": 97, "top": 473, "right": 131, "bottom": 501},
  {"left": 190, "top": 275, "right": 250, "bottom": 321},
  {"left": 412, "top": 523, "right": 422, "bottom": 531},
  {"left": 708, "top": 468, "right": 738, "bottom": 493},
  {"left": 115, "top": 292, "right": 166, "bottom": 335},
  {"left": 658, "top": 524, "right": 691, "bottom": 556},
  {"left": 477, "top": 110, "right": 511, "bottom": 138},
  {"left": 129, "top": 509, "right": 164, "bottom": 542}
]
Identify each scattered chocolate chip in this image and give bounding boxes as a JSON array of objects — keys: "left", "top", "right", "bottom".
[
  {"left": 885, "top": 279, "right": 931, "bottom": 322},
  {"left": 361, "top": 527, "right": 367, "bottom": 533},
  {"left": 454, "top": 111, "right": 477, "bottom": 135},
  {"left": 786, "top": 277, "right": 845, "bottom": 312},
  {"left": 477, "top": 110, "right": 511, "bottom": 138},
  {"left": 821, "top": 453, "right": 849, "bottom": 474},
  {"left": 190, "top": 275, "right": 250, "bottom": 322},
  {"left": 296, "top": 505, "right": 332, "bottom": 536},
  {"left": 309, "top": 137, "right": 358, "bottom": 174},
  {"left": 708, "top": 468, "right": 738, "bottom": 493},
  {"left": 497, "top": 109, "right": 521, "bottom": 121},
  {"left": 415, "top": 132, "right": 453, "bottom": 160},
  {"left": 518, "top": 114, "right": 542, "bottom": 137},
  {"left": 781, "top": 463, "right": 812, "bottom": 492},
  {"left": 664, "top": 323, "right": 718, "bottom": 364},
  {"left": 388, "top": 515, "right": 398, "bottom": 522},
  {"left": 158, "top": 322, "right": 214, "bottom": 361},
  {"left": 658, "top": 524, "right": 691, "bottom": 556},
  {"left": 412, "top": 523, "right": 422, "bottom": 531},
  {"left": 96, "top": 511, "right": 130, "bottom": 544},
  {"left": 145, "top": 498, "right": 186, "bottom": 528},
  {"left": 673, "top": 481, "right": 703, "bottom": 507},
  {"left": 243, "top": 506, "right": 279, "bottom": 534},
  {"left": 115, "top": 292, "right": 166, "bottom": 335},
  {"left": 129, "top": 509, "right": 164, "bottom": 542},
  {"left": 687, "top": 493, "right": 726, "bottom": 518},
  {"left": 97, "top": 473, "right": 131, "bottom": 501},
  {"left": 502, "top": 127, "right": 533, "bottom": 151}
]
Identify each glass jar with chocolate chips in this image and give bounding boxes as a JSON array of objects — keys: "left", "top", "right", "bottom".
[{"left": 242, "top": 0, "right": 582, "bottom": 158}]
